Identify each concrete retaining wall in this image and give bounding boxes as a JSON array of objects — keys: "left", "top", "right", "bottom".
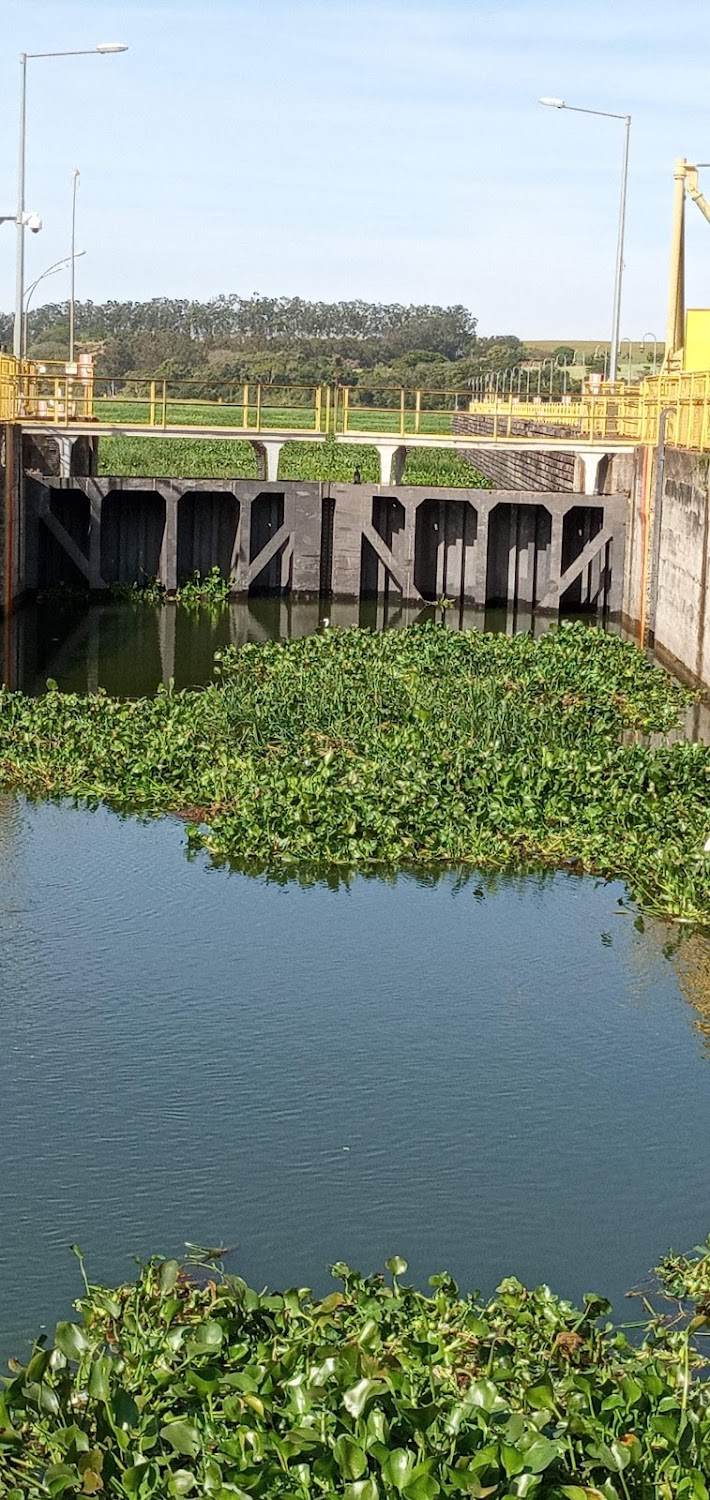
[
  {"left": 623, "top": 446, "right": 710, "bottom": 689},
  {"left": 454, "top": 413, "right": 577, "bottom": 492}
]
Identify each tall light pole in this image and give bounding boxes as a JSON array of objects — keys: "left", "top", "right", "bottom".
[
  {"left": 539, "top": 97, "right": 631, "bottom": 383},
  {"left": 69, "top": 169, "right": 80, "bottom": 362},
  {"left": 14, "top": 43, "right": 128, "bottom": 358}
]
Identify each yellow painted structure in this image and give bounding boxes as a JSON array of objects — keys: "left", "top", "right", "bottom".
[
  {"left": 684, "top": 311, "right": 710, "bottom": 373},
  {"left": 5, "top": 355, "right": 710, "bottom": 454}
]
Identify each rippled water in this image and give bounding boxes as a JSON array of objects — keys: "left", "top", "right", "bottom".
[{"left": 2, "top": 794, "right": 710, "bottom": 1364}]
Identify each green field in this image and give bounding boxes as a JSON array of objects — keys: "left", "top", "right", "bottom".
[{"left": 523, "top": 340, "right": 664, "bottom": 356}]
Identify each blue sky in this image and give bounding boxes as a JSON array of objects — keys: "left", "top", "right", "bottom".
[{"left": 1, "top": 0, "right": 709, "bottom": 339}]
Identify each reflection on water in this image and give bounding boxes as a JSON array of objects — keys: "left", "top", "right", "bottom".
[
  {"left": 1, "top": 596, "right": 559, "bottom": 696},
  {"left": 2, "top": 795, "right": 710, "bottom": 1363}
]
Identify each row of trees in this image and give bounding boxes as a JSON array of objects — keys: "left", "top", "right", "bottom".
[{"left": 0, "top": 293, "right": 531, "bottom": 392}]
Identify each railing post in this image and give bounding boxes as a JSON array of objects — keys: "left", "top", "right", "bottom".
[
  {"left": 161, "top": 379, "right": 167, "bottom": 429},
  {"left": 242, "top": 382, "right": 249, "bottom": 429},
  {"left": 703, "top": 373, "right": 710, "bottom": 452},
  {"left": 399, "top": 388, "right": 406, "bottom": 437},
  {"left": 325, "top": 384, "right": 331, "bottom": 436},
  {"left": 342, "top": 385, "right": 350, "bottom": 433},
  {"left": 256, "top": 383, "right": 262, "bottom": 433},
  {"left": 415, "top": 389, "right": 421, "bottom": 434},
  {"left": 506, "top": 391, "right": 513, "bottom": 437},
  {"left": 149, "top": 379, "right": 156, "bottom": 428},
  {"left": 314, "top": 385, "right": 322, "bottom": 433},
  {"left": 333, "top": 384, "right": 339, "bottom": 434}
]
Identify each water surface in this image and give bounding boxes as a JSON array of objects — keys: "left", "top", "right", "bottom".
[{"left": 2, "top": 795, "right": 710, "bottom": 1363}]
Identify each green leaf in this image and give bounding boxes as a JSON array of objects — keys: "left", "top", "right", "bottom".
[
  {"left": 501, "top": 1444, "right": 525, "bottom": 1477},
  {"left": 120, "top": 1462, "right": 152, "bottom": 1499},
  {"left": 160, "top": 1259, "right": 180, "bottom": 1293},
  {"left": 334, "top": 1435, "right": 368, "bottom": 1480},
  {"left": 381, "top": 1448, "right": 415, "bottom": 1492},
  {"left": 111, "top": 1388, "right": 139, "bottom": 1432},
  {"left": 345, "top": 1481, "right": 379, "bottom": 1500},
  {"left": 169, "top": 1472, "right": 197, "bottom": 1498},
  {"left": 467, "top": 1379, "right": 500, "bottom": 1413},
  {"left": 343, "top": 1378, "right": 382, "bottom": 1418},
  {"left": 88, "top": 1355, "right": 112, "bottom": 1404},
  {"left": 522, "top": 1436, "right": 560, "bottom": 1473},
  {"left": 526, "top": 1374, "right": 557, "bottom": 1413},
  {"left": 44, "top": 1465, "right": 81, "bottom": 1499},
  {"left": 386, "top": 1257, "right": 408, "bottom": 1277},
  {"left": 160, "top": 1420, "right": 201, "bottom": 1458},
  {"left": 404, "top": 1473, "right": 440, "bottom": 1500},
  {"left": 187, "top": 1319, "right": 223, "bottom": 1355},
  {"left": 54, "top": 1322, "right": 89, "bottom": 1360}
]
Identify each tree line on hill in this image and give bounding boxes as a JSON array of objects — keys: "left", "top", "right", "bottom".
[{"left": 0, "top": 294, "right": 539, "bottom": 393}]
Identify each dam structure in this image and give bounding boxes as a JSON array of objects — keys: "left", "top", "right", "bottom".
[{"left": 4, "top": 363, "right": 710, "bottom": 688}]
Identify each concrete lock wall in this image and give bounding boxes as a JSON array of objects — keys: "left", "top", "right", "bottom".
[
  {"left": 18, "top": 472, "right": 627, "bottom": 620},
  {"left": 622, "top": 446, "right": 710, "bottom": 690}
]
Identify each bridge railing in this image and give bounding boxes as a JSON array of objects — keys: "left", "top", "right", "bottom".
[
  {"left": 636, "top": 371, "right": 710, "bottom": 450},
  {"left": 335, "top": 385, "right": 473, "bottom": 439},
  {"left": 11, "top": 374, "right": 326, "bottom": 433},
  {"left": 464, "top": 391, "right": 643, "bottom": 443},
  {"left": 7, "top": 363, "right": 710, "bottom": 453}
]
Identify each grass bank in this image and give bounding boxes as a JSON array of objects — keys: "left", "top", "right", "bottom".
[
  {"left": 4, "top": 1240, "right": 710, "bottom": 1497},
  {"left": 0, "top": 623, "right": 708, "bottom": 919}
]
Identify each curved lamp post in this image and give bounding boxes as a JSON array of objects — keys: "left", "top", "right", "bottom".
[
  {"left": 22, "top": 250, "right": 86, "bottom": 358},
  {"left": 14, "top": 43, "right": 128, "bottom": 356},
  {"left": 620, "top": 336, "right": 633, "bottom": 382},
  {"left": 642, "top": 331, "right": 659, "bottom": 375},
  {"left": 539, "top": 97, "right": 631, "bottom": 383}
]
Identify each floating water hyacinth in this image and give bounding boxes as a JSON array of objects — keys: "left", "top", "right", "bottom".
[
  {"left": 0, "top": 622, "right": 708, "bottom": 920},
  {"left": 6, "top": 1238, "right": 710, "bottom": 1495}
]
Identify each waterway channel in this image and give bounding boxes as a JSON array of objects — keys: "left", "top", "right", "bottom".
[{"left": 1, "top": 601, "right": 710, "bottom": 1365}]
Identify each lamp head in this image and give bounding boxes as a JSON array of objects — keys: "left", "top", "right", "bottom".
[
  {"left": 539, "top": 96, "right": 565, "bottom": 108},
  {"left": 96, "top": 42, "right": 128, "bottom": 53}
]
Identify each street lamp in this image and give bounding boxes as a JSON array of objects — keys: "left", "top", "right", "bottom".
[
  {"left": 538, "top": 96, "right": 631, "bottom": 383},
  {"left": 23, "top": 250, "right": 86, "bottom": 358},
  {"left": 14, "top": 43, "right": 128, "bottom": 357}
]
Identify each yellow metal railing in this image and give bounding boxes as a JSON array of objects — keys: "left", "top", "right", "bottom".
[
  {"left": 6, "top": 361, "right": 710, "bottom": 454},
  {"left": 464, "top": 390, "right": 642, "bottom": 444}
]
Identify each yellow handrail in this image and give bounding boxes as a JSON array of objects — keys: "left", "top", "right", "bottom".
[{"left": 6, "top": 359, "right": 710, "bottom": 453}]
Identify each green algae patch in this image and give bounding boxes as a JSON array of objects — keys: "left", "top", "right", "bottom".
[
  {"left": 0, "top": 622, "right": 709, "bottom": 921},
  {"left": 5, "top": 1242, "right": 710, "bottom": 1496}
]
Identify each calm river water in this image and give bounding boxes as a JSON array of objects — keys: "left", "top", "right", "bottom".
[{"left": 1, "top": 601, "right": 710, "bottom": 1364}]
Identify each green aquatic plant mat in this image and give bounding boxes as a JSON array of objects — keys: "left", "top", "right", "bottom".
[
  {"left": 4, "top": 1241, "right": 710, "bottom": 1497},
  {"left": 0, "top": 622, "right": 708, "bottom": 920}
]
